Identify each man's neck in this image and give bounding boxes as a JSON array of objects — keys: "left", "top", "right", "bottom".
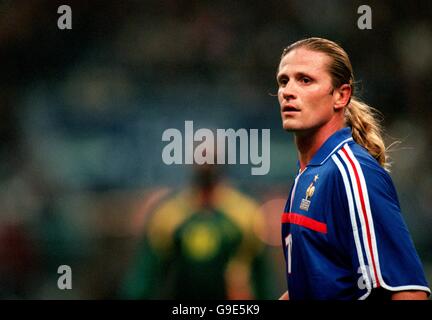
[{"left": 295, "top": 122, "right": 344, "bottom": 171}]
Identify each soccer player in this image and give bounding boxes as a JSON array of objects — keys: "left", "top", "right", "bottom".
[
  {"left": 276, "top": 37, "right": 430, "bottom": 300},
  {"left": 121, "top": 163, "right": 270, "bottom": 299}
]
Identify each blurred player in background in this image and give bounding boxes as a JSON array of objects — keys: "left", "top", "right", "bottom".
[
  {"left": 120, "top": 161, "right": 270, "bottom": 299},
  {"left": 277, "top": 37, "right": 430, "bottom": 300}
]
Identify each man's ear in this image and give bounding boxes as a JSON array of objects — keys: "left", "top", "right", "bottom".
[{"left": 333, "top": 84, "right": 352, "bottom": 110}]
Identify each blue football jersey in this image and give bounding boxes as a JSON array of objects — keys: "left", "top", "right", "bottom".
[{"left": 281, "top": 127, "right": 430, "bottom": 300}]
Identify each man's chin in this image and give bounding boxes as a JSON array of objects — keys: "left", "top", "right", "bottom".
[
  {"left": 282, "top": 123, "right": 308, "bottom": 134},
  {"left": 282, "top": 122, "right": 299, "bottom": 132}
]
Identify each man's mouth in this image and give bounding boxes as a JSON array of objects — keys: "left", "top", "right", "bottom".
[{"left": 282, "top": 105, "right": 300, "bottom": 113}]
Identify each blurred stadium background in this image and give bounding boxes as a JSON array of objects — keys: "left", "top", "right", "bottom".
[{"left": 0, "top": 0, "right": 431, "bottom": 299}]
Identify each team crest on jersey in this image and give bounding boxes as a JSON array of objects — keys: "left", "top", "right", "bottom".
[{"left": 300, "top": 175, "right": 319, "bottom": 211}]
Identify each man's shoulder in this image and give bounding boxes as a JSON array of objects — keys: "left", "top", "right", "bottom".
[
  {"left": 346, "top": 142, "right": 389, "bottom": 176},
  {"left": 328, "top": 141, "right": 393, "bottom": 187}
]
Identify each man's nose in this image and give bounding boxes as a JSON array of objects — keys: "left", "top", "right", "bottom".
[{"left": 281, "top": 82, "right": 297, "bottom": 100}]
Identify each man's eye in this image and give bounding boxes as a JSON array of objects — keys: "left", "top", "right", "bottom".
[
  {"left": 301, "top": 77, "right": 311, "bottom": 84},
  {"left": 279, "top": 78, "right": 288, "bottom": 86}
]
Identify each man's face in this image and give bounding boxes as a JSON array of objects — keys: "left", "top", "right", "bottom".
[{"left": 277, "top": 48, "right": 336, "bottom": 134}]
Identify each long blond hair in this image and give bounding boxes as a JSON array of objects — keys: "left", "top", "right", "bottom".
[{"left": 281, "top": 37, "right": 391, "bottom": 170}]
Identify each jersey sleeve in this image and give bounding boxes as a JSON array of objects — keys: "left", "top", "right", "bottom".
[
  {"left": 333, "top": 146, "right": 430, "bottom": 296},
  {"left": 359, "top": 164, "right": 430, "bottom": 294}
]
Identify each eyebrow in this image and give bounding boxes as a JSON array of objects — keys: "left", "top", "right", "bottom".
[
  {"left": 276, "top": 73, "right": 286, "bottom": 83},
  {"left": 277, "top": 71, "right": 313, "bottom": 83}
]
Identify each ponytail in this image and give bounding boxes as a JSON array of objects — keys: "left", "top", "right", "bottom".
[{"left": 345, "top": 97, "right": 390, "bottom": 171}]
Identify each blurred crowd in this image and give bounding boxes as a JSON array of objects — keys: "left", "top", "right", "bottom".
[{"left": 0, "top": 0, "right": 431, "bottom": 298}]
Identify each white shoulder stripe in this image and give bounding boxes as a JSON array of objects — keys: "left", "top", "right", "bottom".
[
  {"left": 337, "top": 146, "right": 379, "bottom": 288},
  {"left": 331, "top": 154, "right": 372, "bottom": 299},
  {"left": 343, "top": 145, "right": 382, "bottom": 285},
  {"left": 320, "top": 137, "right": 353, "bottom": 165}
]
